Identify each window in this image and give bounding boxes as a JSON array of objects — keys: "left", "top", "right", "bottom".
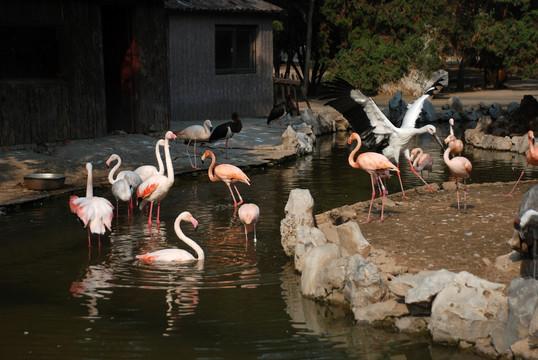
[
  {"left": 0, "top": 26, "right": 60, "bottom": 79},
  {"left": 215, "top": 25, "right": 256, "bottom": 74}
]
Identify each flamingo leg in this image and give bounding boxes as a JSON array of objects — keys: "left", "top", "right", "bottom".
[
  {"left": 98, "top": 234, "right": 101, "bottom": 248},
  {"left": 408, "top": 159, "right": 435, "bottom": 192},
  {"left": 192, "top": 141, "right": 200, "bottom": 169},
  {"left": 506, "top": 165, "right": 528, "bottom": 197},
  {"left": 463, "top": 179, "right": 468, "bottom": 212},
  {"left": 233, "top": 185, "right": 244, "bottom": 206},
  {"left": 156, "top": 202, "right": 161, "bottom": 224},
  {"left": 148, "top": 201, "right": 154, "bottom": 226},
  {"left": 226, "top": 183, "right": 239, "bottom": 207},
  {"left": 87, "top": 228, "right": 91, "bottom": 248},
  {"left": 185, "top": 140, "right": 196, "bottom": 168},
  {"left": 455, "top": 180, "right": 461, "bottom": 211},
  {"left": 395, "top": 164, "right": 408, "bottom": 199},
  {"left": 377, "top": 176, "right": 387, "bottom": 222},
  {"left": 363, "top": 174, "right": 377, "bottom": 223},
  {"left": 253, "top": 224, "right": 257, "bottom": 243}
]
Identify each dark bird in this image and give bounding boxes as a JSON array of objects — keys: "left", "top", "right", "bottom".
[
  {"left": 267, "top": 94, "right": 298, "bottom": 131},
  {"left": 208, "top": 112, "right": 243, "bottom": 159},
  {"left": 512, "top": 183, "right": 538, "bottom": 279},
  {"left": 322, "top": 76, "right": 447, "bottom": 198}
]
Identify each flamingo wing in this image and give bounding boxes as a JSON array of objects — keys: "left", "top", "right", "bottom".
[
  {"left": 137, "top": 249, "right": 194, "bottom": 262},
  {"left": 215, "top": 164, "right": 250, "bottom": 185},
  {"left": 137, "top": 179, "right": 160, "bottom": 199},
  {"left": 70, "top": 196, "right": 113, "bottom": 234}
]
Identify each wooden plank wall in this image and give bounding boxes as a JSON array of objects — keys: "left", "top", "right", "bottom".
[{"left": 168, "top": 13, "right": 275, "bottom": 122}]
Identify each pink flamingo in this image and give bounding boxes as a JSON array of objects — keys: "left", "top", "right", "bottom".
[
  {"left": 175, "top": 119, "right": 213, "bottom": 169},
  {"left": 201, "top": 150, "right": 250, "bottom": 207},
  {"left": 444, "top": 119, "right": 463, "bottom": 156},
  {"left": 348, "top": 132, "right": 399, "bottom": 223},
  {"left": 507, "top": 130, "right": 538, "bottom": 197},
  {"left": 134, "top": 139, "right": 165, "bottom": 182},
  {"left": 106, "top": 154, "right": 142, "bottom": 214},
  {"left": 137, "top": 131, "right": 177, "bottom": 226},
  {"left": 409, "top": 147, "right": 434, "bottom": 181},
  {"left": 238, "top": 203, "right": 260, "bottom": 242},
  {"left": 70, "top": 163, "right": 114, "bottom": 247},
  {"left": 137, "top": 211, "right": 203, "bottom": 262},
  {"left": 443, "top": 142, "right": 472, "bottom": 211}
]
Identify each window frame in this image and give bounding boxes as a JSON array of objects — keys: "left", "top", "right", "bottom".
[{"left": 215, "top": 25, "right": 257, "bottom": 75}]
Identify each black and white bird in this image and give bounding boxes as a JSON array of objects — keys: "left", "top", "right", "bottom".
[
  {"left": 208, "top": 112, "right": 243, "bottom": 159},
  {"left": 513, "top": 183, "right": 538, "bottom": 279},
  {"left": 322, "top": 76, "right": 447, "bottom": 198},
  {"left": 267, "top": 94, "right": 298, "bottom": 131}
]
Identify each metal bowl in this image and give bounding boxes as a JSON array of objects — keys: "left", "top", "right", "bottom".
[{"left": 24, "top": 173, "right": 66, "bottom": 191}]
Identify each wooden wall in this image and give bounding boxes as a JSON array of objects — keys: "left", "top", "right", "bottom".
[{"left": 168, "top": 13, "right": 275, "bottom": 122}]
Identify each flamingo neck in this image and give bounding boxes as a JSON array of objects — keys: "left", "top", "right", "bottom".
[
  {"left": 163, "top": 138, "right": 174, "bottom": 185},
  {"left": 155, "top": 142, "right": 164, "bottom": 175},
  {"left": 412, "top": 149, "right": 423, "bottom": 168},
  {"left": 175, "top": 216, "right": 204, "bottom": 260},
  {"left": 348, "top": 137, "right": 361, "bottom": 169},
  {"left": 443, "top": 146, "right": 452, "bottom": 164},
  {"left": 86, "top": 167, "right": 94, "bottom": 197},
  {"left": 206, "top": 154, "right": 218, "bottom": 182},
  {"left": 108, "top": 157, "right": 121, "bottom": 184}
]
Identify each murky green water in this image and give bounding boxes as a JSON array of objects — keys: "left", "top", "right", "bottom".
[{"left": 1, "top": 127, "right": 534, "bottom": 359}]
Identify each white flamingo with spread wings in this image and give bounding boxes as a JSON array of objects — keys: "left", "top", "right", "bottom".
[
  {"left": 137, "top": 211, "right": 203, "bottom": 262},
  {"left": 70, "top": 163, "right": 114, "bottom": 247},
  {"left": 137, "top": 131, "right": 177, "bottom": 226}
]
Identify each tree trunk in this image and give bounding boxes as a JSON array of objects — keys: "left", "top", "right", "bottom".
[
  {"left": 457, "top": 58, "right": 465, "bottom": 91},
  {"left": 303, "top": 0, "right": 314, "bottom": 96}
]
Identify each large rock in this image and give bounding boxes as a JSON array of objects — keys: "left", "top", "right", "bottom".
[
  {"left": 280, "top": 189, "right": 315, "bottom": 256},
  {"left": 335, "top": 221, "right": 371, "bottom": 257},
  {"left": 353, "top": 299, "right": 409, "bottom": 323},
  {"left": 388, "top": 270, "right": 436, "bottom": 298},
  {"left": 300, "top": 243, "right": 343, "bottom": 299},
  {"left": 530, "top": 305, "right": 538, "bottom": 348},
  {"left": 490, "top": 278, "right": 538, "bottom": 353},
  {"left": 295, "top": 225, "right": 327, "bottom": 272},
  {"left": 428, "top": 271, "right": 507, "bottom": 343},
  {"left": 344, "top": 254, "right": 388, "bottom": 310},
  {"left": 405, "top": 269, "right": 456, "bottom": 307}
]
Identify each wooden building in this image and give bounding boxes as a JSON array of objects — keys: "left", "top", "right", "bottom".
[{"left": 0, "top": 0, "right": 281, "bottom": 148}]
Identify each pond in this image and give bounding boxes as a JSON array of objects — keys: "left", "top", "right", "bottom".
[{"left": 1, "top": 126, "right": 535, "bottom": 359}]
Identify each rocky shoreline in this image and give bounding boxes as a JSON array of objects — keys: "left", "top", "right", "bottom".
[{"left": 280, "top": 188, "right": 538, "bottom": 359}]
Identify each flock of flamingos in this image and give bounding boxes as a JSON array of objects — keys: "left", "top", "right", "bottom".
[{"left": 68, "top": 76, "right": 538, "bottom": 268}]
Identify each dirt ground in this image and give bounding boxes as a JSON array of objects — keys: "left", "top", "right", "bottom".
[{"left": 316, "top": 180, "right": 538, "bottom": 286}]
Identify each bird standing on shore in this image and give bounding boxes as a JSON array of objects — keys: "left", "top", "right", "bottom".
[
  {"left": 506, "top": 130, "right": 538, "bottom": 197},
  {"left": 323, "top": 76, "right": 446, "bottom": 198},
  {"left": 70, "top": 163, "right": 114, "bottom": 247},
  {"left": 347, "top": 132, "right": 399, "bottom": 223},
  {"left": 201, "top": 150, "right": 250, "bottom": 208},
  {"left": 443, "top": 142, "right": 472, "bottom": 212},
  {"left": 175, "top": 119, "right": 213, "bottom": 169},
  {"left": 137, "top": 131, "right": 177, "bottom": 226},
  {"left": 267, "top": 94, "right": 298, "bottom": 131},
  {"left": 208, "top": 112, "right": 242, "bottom": 159}
]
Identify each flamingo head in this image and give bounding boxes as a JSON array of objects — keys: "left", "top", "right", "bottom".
[
  {"left": 527, "top": 131, "right": 535, "bottom": 144},
  {"left": 449, "top": 118, "right": 454, "bottom": 126},
  {"left": 85, "top": 162, "right": 92, "bottom": 174},
  {"left": 165, "top": 131, "right": 177, "bottom": 141},
  {"left": 204, "top": 119, "right": 213, "bottom": 132},
  {"left": 201, "top": 150, "right": 214, "bottom": 163},
  {"left": 444, "top": 134, "right": 456, "bottom": 145},
  {"left": 347, "top": 132, "right": 360, "bottom": 145},
  {"left": 182, "top": 211, "right": 199, "bottom": 229},
  {"left": 105, "top": 154, "right": 118, "bottom": 167}
]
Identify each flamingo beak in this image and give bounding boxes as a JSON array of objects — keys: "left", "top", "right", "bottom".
[{"left": 190, "top": 217, "right": 199, "bottom": 229}]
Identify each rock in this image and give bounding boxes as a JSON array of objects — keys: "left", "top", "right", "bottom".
[
  {"left": 296, "top": 132, "right": 314, "bottom": 154},
  {"left": 512, "top": 134, "right": 529, "bottom": 154},
  {"left": 353, "top": 299, "right": 409, "bottom": 323},
  {"left": 428, "top": 271, "right": 508, "bottom": 343},
  {"left": 507, "top": 101, "right": 519, "bottom": 116},
  {"left": 300, "top": 243, "right": 343, "bottom": 299},
  {"left": 530, "top": 306, "right": 538, "bottom": 348},
  {"left": 448, "top": 96, "right": 463, "bottom": 114},
  {"left": 344, "top": 254, "right": 388, "bottom": 309},
  {"left": 511, "top": 339, "right": 538, "bottom": 360},
  {"left": 395, "top": 316, "right": 429, "bottom": 334},
  {"left": 334, "top": 221, "right": 371, "bottom": 257},
  {"left": 419, "top": 99, "right": 437, "bottom": 123},
  {"left": 388, "top": 91, "right": 406, "bottom": 123},
  {"left": 295, "top": 225, "right": 327, "bottom": 273},
  {"left": 405, "top": 269, "right": 456, "bottom": 307},
  {"left": 281, "top": 126, "right": 298, "bottom": 151},
  {"left": 280, "top": 189, "right": 315, "bottom": 257},
  {"left": 301, "top": 109, "right": 321, "bottom": 135},
  {"left": 491, "top": 278, "right": 538, "bottom": 353},
  {"left": 317, "top": 109, "right": 336, "bottom": 133},
  {"left": 474, "top": 338, "right": 502, "bottom": 359},
  {"left": 494, "top": 251, "right": 523, "bottom": 273},
  {"left": 388, "top": 271, "right": 436, "bottom": 298},
  {"left": 489, "top": 102, "right": 503, "bottom": 119}
]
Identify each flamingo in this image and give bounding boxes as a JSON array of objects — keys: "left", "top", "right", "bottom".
[
  {"left": 409, "top": 147, "right": 434, "bottom": 181},
  {"left": 174, "top": 119, "right": 213, "bottom": 169},
  {"left": 444, "top": 118, "right": 463, "bottom": 156},
  {"left": 137, "top": 131, "right": 177, "bottom": 226},
  {"left": 238, "top": 203, "right": 260, "bottom": 242},
  {"left": 208, "top": 112, "right": 242, "bottom": 159},
  {"left": 267, "top": 94, "right": 298, "bottom": 131},
  {"left": 347, "top": 132, "right": 399, "bottom": 223},
  {"left": 443, "top": 142, "right": 472, "bottom": 212},
  {"left": 70, "top": 163, "right": 114, "bottom": 247},
  {"left": 506, "top": 130, "right": 538, "bottom": 197},
  {"left": 323, "top": 76, "right": 446, "bottom": 198},
  {"left": 513, "top": 184, "right": 538, "bottom": 278},
  {"left": 137, "top": 211, "right": 203, "bottom": 262},
  {"left": 200, "top": 150, "right": 250, "bottom": 207},
  {"left": 134, "top": 139, "right": 166, "bottom": 182},
  {"left": 106, "top": 154, "right": 143, "bottom": 213}
]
